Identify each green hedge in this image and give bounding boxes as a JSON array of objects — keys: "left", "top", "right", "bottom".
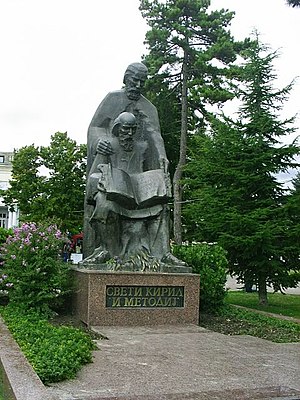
[
  {"left": 0, "top": 306, "right": 96, "bottom": 384},
  {"left": 172, "top": 243, "right": 228, "bottom": 313}
]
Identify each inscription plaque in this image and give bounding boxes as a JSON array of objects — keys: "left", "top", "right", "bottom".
[{"left": 106, "top": 285, "right": 184, "bottom": 308}]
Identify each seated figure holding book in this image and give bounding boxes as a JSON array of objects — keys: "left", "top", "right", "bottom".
[
  {"left": 82, "top": 62, "right": 186, "bottom": 271},
  {"left": 84, "top": 111, "right": 184, "bottom": 270}
]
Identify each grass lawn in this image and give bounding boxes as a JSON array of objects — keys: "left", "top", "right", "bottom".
[
  {"left": 225, "top": 291, "right": 300, "bottom": 319},
  {"left": 200, "top": 305, "right": 300, "bottom": 343},
  {"left": 0, "top": 379, "right": 4, "bottom": 400}
]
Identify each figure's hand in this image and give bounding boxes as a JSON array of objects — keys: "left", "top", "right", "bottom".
[
  {"left": 159, "top": 157, "right": 169, "bottom": 174},
  {"left": 96, "top": 139, "right": 114, "bottom": 155}
]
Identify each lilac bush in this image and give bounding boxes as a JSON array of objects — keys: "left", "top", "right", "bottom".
[{"left": 0, "top": 222, "right": 71, "bottom": 315}]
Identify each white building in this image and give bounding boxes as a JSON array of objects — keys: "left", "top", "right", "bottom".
[{"left": 0, "top": 152, "right": 19, "bottom": 229}]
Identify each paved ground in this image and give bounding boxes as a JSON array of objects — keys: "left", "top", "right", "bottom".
[{"left": 47, "top": 325, "right": 300, "bottom": 400}]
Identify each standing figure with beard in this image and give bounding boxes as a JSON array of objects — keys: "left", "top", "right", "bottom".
[{"left": 83, "top": 62, "right": 186, "bottom": 270}]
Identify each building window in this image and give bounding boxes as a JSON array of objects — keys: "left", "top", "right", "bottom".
[
  {"left": 0, "top": 156, "right": 4, "bottom": 163},
  {"left": 0, "top": 212, "right": 8, "bottom": 228}
]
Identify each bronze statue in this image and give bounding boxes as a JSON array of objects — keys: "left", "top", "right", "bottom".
[{"left": 82, "top": 63, "right": 187, "bottom": 272}]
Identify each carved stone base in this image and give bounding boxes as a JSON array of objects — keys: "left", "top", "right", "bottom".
[
  {"left": 71, "top": 268, "right": 200, "bottom": 326},
  {"left": 78, "top": 250, "right": 192, "bottom": 274},
  {"left": 78, "top": 261, "right": 192, "bottom": 274}
]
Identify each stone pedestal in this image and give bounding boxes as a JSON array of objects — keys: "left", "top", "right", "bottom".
[{"left": 72, "top": 268, "right": 200, "bottom": 326}]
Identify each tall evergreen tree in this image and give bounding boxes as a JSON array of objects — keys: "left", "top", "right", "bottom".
[
  {"left": 140, "top": 0, "right": 250, "bottom": 243},
  {"left": 282, "top": 171, "right": 300, "bottom": 288},
  {"left": 143, "top": 78, "right": 181, "bottom": 179},
  {"left": 291, "top": 171, "right": 300, "bottom": 190},
  {"left": 183, "top": 35, "right": 300, "bottom": 304}
]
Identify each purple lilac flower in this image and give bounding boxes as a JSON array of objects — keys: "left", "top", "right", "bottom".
[
  {"left": 29, "top": 223, "right": 37, "bottom": 231},
  {"left": 55, "top": 230, "right": 62, "bottom": 239},
  {"left": 22, "top": 223, "right": 30, "bottom": 231}
]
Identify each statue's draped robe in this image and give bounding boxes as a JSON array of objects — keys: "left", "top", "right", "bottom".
[{"left": 84, "top": 89, "right": 171, "bottom": 260}]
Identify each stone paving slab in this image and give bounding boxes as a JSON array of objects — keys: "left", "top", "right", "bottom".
[{"left": 47, "top": 325, "right": 300, "bottom": 400}]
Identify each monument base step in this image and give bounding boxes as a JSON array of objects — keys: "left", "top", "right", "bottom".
[{"left": 71, "top": 268, "right": 200, "bottom": 326}]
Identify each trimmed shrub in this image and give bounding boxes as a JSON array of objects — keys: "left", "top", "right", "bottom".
[
  {"left": 0, "top": 306, "right": 96, "bottom": 383},
  {"left": 172, "top": 242, "right": 228, "bottom": 313}
]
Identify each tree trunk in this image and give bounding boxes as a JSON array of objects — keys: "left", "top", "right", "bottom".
[
  {"left": 258, "top": 274, "right": 268, "bottom": 306},
  {"left": 173, "top": 49, "right": 188, "bottom": 245}
]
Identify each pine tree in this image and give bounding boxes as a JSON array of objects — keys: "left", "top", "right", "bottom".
[
  {"left": 183, "top": 35, "right": 300, "bottom": 305},
  {"left": 140, "top": 0, "right": 250, "bottom": 243}
]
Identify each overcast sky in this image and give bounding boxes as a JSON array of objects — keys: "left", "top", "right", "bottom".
[{"left": 1, "top": 0, "right": 300, "bottom": 161}]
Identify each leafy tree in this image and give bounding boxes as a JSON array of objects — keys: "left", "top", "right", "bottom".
[
  {"left": 39, "top": 132, "right": 86, "bottom": 232},
  {"left": 3, "top": 144, "right": 45, "bottom": 217},
  {"left": 140, "top": 0, "right": 250, "bottom": 244},
  {"left": 2, "top": 132, "right": 86, "bottom": 233},
  {"left": 183, "top": 35, "right": 300, "bottom": 305}
]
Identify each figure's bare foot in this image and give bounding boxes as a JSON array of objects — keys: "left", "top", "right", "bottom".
[{"left": 161, "top": 252, "right": 187, "bottom": 266}]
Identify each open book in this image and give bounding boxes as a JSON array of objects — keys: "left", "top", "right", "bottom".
[{"left": 98, "top": 164, "right": 171, "bottom": 209}]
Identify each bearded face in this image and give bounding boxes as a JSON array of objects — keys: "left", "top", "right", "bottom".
[
  {"left": 118, "top": 125, "right": 136, "bottom": 152},
  {"left": 125, "top": 71, "right": 146, "bottom": 101}
]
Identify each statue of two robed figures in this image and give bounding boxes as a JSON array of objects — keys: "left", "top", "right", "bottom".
[{"left": 82, "top": 62, "right": 188, "bottom": 273}]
